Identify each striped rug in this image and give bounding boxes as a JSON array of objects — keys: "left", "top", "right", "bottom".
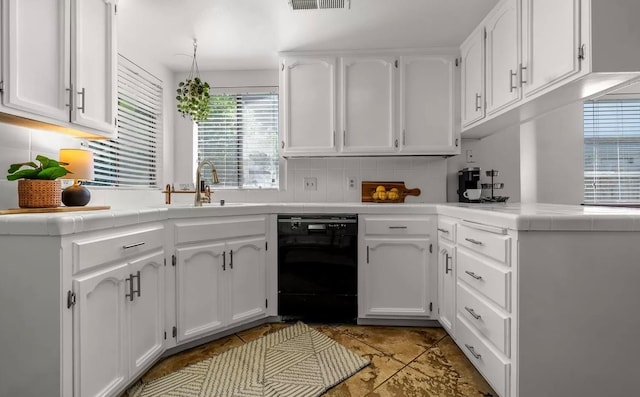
[{"left": 129, "top": 322, "right": 369, "bottom": 397}]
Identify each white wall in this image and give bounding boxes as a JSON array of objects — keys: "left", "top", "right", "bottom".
[
  {"left": 447, "top": 125, "right": 521, "bottom": 202},
  {"left": 520, "top": 102, "right": 584, "bottom": 205}
]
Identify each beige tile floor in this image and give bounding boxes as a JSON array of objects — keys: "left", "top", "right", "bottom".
[{"left": 123, "top": 323, "right": 496, "bottom": 397}]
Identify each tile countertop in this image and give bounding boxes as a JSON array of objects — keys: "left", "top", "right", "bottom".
[{"left": 1, "top": 202, "right": 640, "bottom": 236}]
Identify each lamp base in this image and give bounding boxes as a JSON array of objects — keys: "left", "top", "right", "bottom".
[{"left": 62, "top": 183, "right": 91, "bottom": 207}]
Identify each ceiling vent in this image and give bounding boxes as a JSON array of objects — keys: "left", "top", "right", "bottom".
[{"left": 289, "top": 0, "right": 350, "bottom": 10}]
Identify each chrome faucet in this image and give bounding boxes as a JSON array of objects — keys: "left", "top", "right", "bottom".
[{"left": 194, "top": 160, "right": 219, "bottom": 207}]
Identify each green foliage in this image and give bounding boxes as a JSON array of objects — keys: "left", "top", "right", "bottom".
[
  {"left": 176, "top": 77, "right": 211, "bottom": 123},
  {"left": 6, "top": 155, "right": 70, "bottom": 181}
]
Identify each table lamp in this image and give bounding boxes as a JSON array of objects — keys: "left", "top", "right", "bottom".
[{"left": 59, "top": 148, "right": 95, "bottom": 206}]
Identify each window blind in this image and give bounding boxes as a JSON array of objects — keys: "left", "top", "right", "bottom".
[
  {"left": 584, "top": 99, "right": 640, "bottom": 203},
  {"left": 88, "top": 55, "right": 162, "bottom": 187},
  {"left": 197, "top": 92, "right": 279, "bottom": 189}
]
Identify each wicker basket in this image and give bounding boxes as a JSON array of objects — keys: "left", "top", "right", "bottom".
[{"left": 18, "top": 179, "right": 61, "bottom": 208}]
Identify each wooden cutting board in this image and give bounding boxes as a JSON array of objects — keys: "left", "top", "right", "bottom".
[
  {"left": 0, "top": 206, "right": 111, "bottom": 215},
  {"left": 361, "top": 181, "right": 421, "bottom": 203}
]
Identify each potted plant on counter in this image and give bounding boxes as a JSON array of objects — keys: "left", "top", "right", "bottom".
[{"left": 6, "top": 155, "right": 70, "bottom": 208}]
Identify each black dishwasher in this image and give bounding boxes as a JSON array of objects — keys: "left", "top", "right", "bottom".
[{"left": 277, "top": 214, "right": 358, "bottom": 322}]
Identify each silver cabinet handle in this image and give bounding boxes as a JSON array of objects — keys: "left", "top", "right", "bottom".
[
  {"left": 445, "top": 254, "right": 452, "bottom": 274},
  {"left": 132, "top": 270, "right": 141, "bottom": 298},
  {"left": 388, "top": 226, "right": 408, "bottom": 230},
  {"left": 366, "top": 245, "right": 369, "bottom": 264},
  {"left": 520, "top": 63, "right": 527, "bottom": 86},
  {"left": 465, "top": 270, "right": 483, "bottom": 280},
  {"left": 123, "top": 242, "right": 145, "bottom": 250},
  {"left": 343, "top": 130, "right": 346, "bottom": 146},
  {"left": 222, "top": 251, "right": 226, "bottom": 271},
  {"left": 509, "top": 69, "right": 517, "bottom": 92},
  {"left": 333, "top": 130, "right": 336, "bottom": 147},
  {"left": 394, "top": 139, "right": 398, "bottom": 148},
  {"left": 229, "top": 250, "right": 233, "bottom": 269},
  {"left": 125, "top": 274, "right": 134, "bottom": 301},
  {"left": 281, "top": 141, "right": 285, "bottom": 149},
  {"left": 475, "top": 93, "right": 482, "bottom": 111},
  {"left": 465, "top": 306, "right": 481, "bottom": 320},
  {"left": 465, "top": 237, "right": 483, "bottom": 245},
  {"left": 437, "top": 228, "right": 449, "bottom": 234},
  {"left": 465, "top": 344, "right": 482, "bottom": 360},
  {"left": 77, "top": 87, "right": 85, "bottom": 113}
]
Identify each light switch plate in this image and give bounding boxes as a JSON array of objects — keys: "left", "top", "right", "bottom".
[{"left": 303, "top": 177, "right": 317, "bottom": 191}]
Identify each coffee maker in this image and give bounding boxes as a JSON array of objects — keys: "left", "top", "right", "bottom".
[{"left": 458, "top": 167, "right": 481, "bottom": 202}]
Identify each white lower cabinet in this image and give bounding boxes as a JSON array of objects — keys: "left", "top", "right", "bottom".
[
  {"left": 173, "top": 216, "right": 268, "bottom": 344},
  {"left": 73, "top": 263, "right": 129, "bottom": 397},
  {"left": 437, "top": 239, "right": 456, "bottom": 334},
  {"left": 359, "top": 215, "right": 436, "bottom": 319},
  {"left": 73, "top": 251, "right": 165, "bottom": 397}
]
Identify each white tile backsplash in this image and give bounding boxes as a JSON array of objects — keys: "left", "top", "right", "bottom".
[{"left": 0, "top": 119, "right": 448, "bottom": 208}]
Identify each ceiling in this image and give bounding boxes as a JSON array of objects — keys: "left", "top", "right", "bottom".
[{"left": 117, "top": 0, "right": 498, "bottom": 72}]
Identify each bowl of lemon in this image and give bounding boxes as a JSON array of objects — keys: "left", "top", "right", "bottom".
[{"left": 371, "top": 185, "right": 401, "bottom": 203}]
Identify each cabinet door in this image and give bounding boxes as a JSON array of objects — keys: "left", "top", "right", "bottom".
[
  {"left": 73, "top": 263, "right": 129, "bottom": 397},
  {"left": 1, "top": 0, "right": 70, "bottom": 121},
  {"left": 461, "top": 27, "right": 485, "bottom": 126},
  {"left": 281, "top": 57, "right": 337, "bottom": 155},
  {"left": 226, "top": 237, "right": 267, "bottom": 327},
  {"left": 521, "top": 0, "right": 582, "bottom": 98},
  {"left": 341, "top": 56, "right": 396, "bottom": 153},
  {"left": 399, "top": 55, "right": 457, "bottom": 154},
  {"left": 361, "top": 237, "right": 432, "bottom": 318},
  {"left": 485, "top": 0, "right": 521, "bottom": 115},
  {"left": 175, "top": 243, "right": 225, "bottom": 343},
  {"left": 70, "top": 0, "right": 117, "bottom": 136},
  {"left": 438, "top": 240, "right": 456, "bottom": 335},
  {"left": 127, "top": 251, "right": 165, "bottom": 379}
]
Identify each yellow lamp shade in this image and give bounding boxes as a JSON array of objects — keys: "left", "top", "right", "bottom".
[{"left": 59, "top": 148, "right": 94, "bottom": 181}]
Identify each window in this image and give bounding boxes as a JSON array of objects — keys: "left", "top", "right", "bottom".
[
  {"left": 584, "top": 99, "right": 640, "bottom": 203},
  {"left": 196, "top": 90, "right": 279, "bottom": 189},
  {"left": 88, "top": 55, "right": 162, "bottom": 187}
]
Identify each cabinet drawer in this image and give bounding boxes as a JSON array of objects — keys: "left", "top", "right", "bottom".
[
  {"left": 73, "top": 225, "right": 164, "bottom": 273},
  {"left": 174, "top": 216, "right": 267, "bottom": 245},
  {"left": 457, "top": 282, "right": 510, "bottom": 357},
  {"left": 458, "top": 224, "right": 511, "bottom": 265},
  {"left": 363, "top": 216, "right": 433, "bottom": 235},
  {"left": 437, "top": 218, "right": 456, "bottom": 242},
  {"left": 458, "top": 250, "right": 511, "bottom": 311},
  {"left": 456, "top": 316, "right": 510, "bottom": 397}
]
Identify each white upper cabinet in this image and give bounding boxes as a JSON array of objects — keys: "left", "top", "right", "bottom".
[
  {"left": 281, "top": 57, "right": 337, "bottom": 156},
  {"left": 341, "top": 56, "right": 396, "bottom": 154},
  {"left": 1, "top": 0, "right": 70, "bottom": 122},
  {"left": 485, "top": 0, "right": 521, "bottom": 115},
  {"left": 70, "top": 0, "right": 117, "bottom": 135},
  {"left": 280, "top": 50, "right": 459, "bottom": 157},
  {"left": 460, "top": 27, "right": 485, "bottom": 127},
  {"left": 462, "top": 0, "right": 640, "bottom": 138},
  {"left": 399, "top": 55, "right": 458, "bottom": 154},
  {"left": 521, "top": 0, "right": 581, "bottom": 98},
  {"left": 0, "top": 0, "right": 117, "bottom": 138}
]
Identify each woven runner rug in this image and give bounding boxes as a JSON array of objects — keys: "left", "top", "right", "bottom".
[{"left": 129, "top": 322, "right": 369, "bottom": 397}]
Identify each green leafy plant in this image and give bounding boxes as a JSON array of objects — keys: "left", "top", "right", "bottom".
[
  {"left": 176, "top": 77, "right": 211, "bottom": 123},
  {"left": 6, "top": 155, "right": 70, "bottom": 181},
  {"left": 176, "top": 40, "right": 211, "bottom": 123}
]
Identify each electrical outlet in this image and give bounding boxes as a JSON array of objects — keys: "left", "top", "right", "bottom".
[
  {"left": 347, "top": 176, "right": 358, "bottom": 191},
  {"left": 303, "top": 177, "right": 317, "bottom": 191},
  {"left": 466, "top": 149, "right": 475, "bottom": 163}
]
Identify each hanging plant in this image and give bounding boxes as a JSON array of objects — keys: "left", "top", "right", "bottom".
[{"left": 176, "top": 40, "right": 211, "bottom": 123}]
